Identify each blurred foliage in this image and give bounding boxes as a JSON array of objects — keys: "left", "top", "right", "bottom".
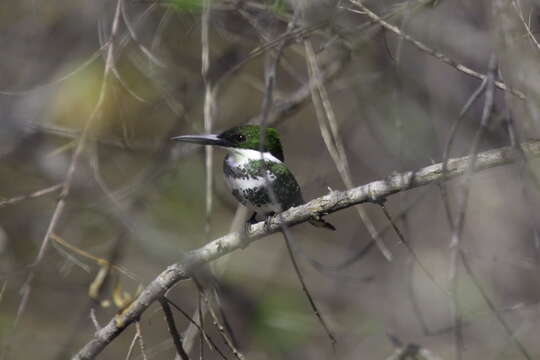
[
  {"left": 51, "top": 61, "right": 104, "bottom": 131},
  {"left": 170, "top": 0, "right": 208, "bottom": 13},
  {"left": 252, "top": 290, "right": 316, "bottom": 352}
]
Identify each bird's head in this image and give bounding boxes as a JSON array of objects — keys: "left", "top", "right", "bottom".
[{"left": 172, "top": 125, "right": 285, "bottom": 161}]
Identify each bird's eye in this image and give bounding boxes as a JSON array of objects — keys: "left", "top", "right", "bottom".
[{"left": 235, "top": 134, "right": 246, "bottom": 142}]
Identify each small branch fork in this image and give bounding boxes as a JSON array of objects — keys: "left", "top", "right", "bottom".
[{"left": 73, "top": 140, "right": 540, "bottom": 360}]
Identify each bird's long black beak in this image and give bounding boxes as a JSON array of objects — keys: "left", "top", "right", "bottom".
[{"left": 171, "top": 134, "right": 229, "bottom": 147}]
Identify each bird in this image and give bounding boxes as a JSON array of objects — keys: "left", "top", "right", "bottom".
[{"left": 172, "top": 125, "right": 335, "bottom": 230}]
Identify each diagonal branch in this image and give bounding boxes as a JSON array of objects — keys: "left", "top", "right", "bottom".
[
  {"left": 0, "top": 184, "right": 62, "bottom": 209},
  {"left": 304, "top": 38, "right": 393, "bottom": 261},
  {"left": 348, "top": 0, "right": 525, "bottom": 100},
  {"left": 72, "top": 140, "right": 540, "bottom": 360}
]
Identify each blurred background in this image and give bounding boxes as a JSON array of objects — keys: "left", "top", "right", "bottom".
[{"left": 1, "top": 0, "right": 540, "bottom": 359}]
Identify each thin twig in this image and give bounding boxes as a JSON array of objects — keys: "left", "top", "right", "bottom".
[
  {"left": 448, "top": 54, "right": 497, "bottom": 360},
  {"left": 120, "top": 0, "right": 166, "bottom": 67},
  {"left": 512, "top": 0, "right": 540, "bottom": 52},
  {"left": 8, "top": 2, "right": 125, "bottom": 356},
  {"left": 407, "top": 248, "right": 432, "bottom": 335},
  {"left": 304, "top": 38, "right": 393, "bottom": 261},
  {"left": 292, "top": 189, "right": 431, "bottom": 277},
  {"left": 255, "top": 3, "right": 337, "bottom": 349},
  {"left": 195, "top": 283, "right": 245, "bottom": 360},
  {"left": 90, "top": 308, "right": 101, "bottom": 332},
  {"left": 198, "top": 292, "right": 204, "bottom": 360},
  {"left": 0, "top": 42, "right": 109, "bottom": 96},
  {"left": 379, "top": 203, "right": 449, "bottom": 296},
  {"left": 178, "top": 7, "right": 219, "bottom": 357},
  {"left": 282, "top": 228, "right": 337, "bottom": 348},
  {"left": 348, "top": 1, "right": 525, "bottom": 99},
  {"left": 202, "top": 0, "right": 215, "bottom": 237},
  {"left": 180, "top": 212, "right": 245, "bottom": 357},
  {"left": 0, "top": 184, "right": 62, "bottom": 209},
  {"left": 219, "top": 21, "right": 329, "bottom": 83},
  {"left": 159, "top": 297, "right": 190, "bottom": 360},
  {"left": 505, "top": 115, "right": 540, "bottom": 254},
  {"left": 165, "top": 297, "right": 229, "bottom": 360},
  {"left": 440, "top": 78, "right": 488, "bottom": 227},
  {"left": 124, "top": 331, "right": 140, "bottom": 360},
  {"left": 460, "top": 251, "right": 532, "bottom": 360},
  {"left": 135, "top": 321, "right": 148, "bottom": 360},
  {"left": 33, "top": 0, "right": 122, "bottom": 267}
]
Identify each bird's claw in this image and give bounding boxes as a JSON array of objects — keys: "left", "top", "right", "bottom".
[
  {"left": 368, "top": 196, "right": 386, "bottom": 205},
  {"left": 263, "top": 216, "right": 273, "bottom": 231}
]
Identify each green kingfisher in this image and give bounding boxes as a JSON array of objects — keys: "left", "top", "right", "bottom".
[{"left": 172, "top": 125, "right": 335, "bottom": 230}]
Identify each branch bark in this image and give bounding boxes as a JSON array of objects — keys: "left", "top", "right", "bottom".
[{"left": 72, "top": 140, "right": 540, "bottom": 360}]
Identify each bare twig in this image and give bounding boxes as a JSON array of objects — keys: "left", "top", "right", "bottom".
[
  {"left": 460, "top": 251, "right": 532, "bottom": 359},
  {"left": 281, "top": 228, "right": 337, "bottom": 347},
  {"left": 165, "top": 297, "right": 229, "bottom": 360},
  {"left": 90, "top": 308, "right": 101, "bottom": 332},
  {"left": 159, "top": 297, "right": 190, "bottom": 360},
  {"left": 211, "top": 18, "right": 333, "bottom": 90},
  {"left": 7, "top": 2, "right": 126, "bottom": 357},
  {"left": 50, "top": 233, "right": 136, "bottom": 280},
  {"left": 195, "top": 283, "right": 245, "bottom": 360},
  {"left": 135, "top": 321, "right": 148, "bottom": 360},
  {"left": 448, "top": 55, "right": 497, "bottom": 360},
  {"left": 72, "top": 139, "right": 540, "bottom": 360},
  {"left": 33, "top": 0, "right": 122, "bottom": 267},
  {"left": 180, "top": 9, "right": 219, "bottom": 357},
  {"left": 120, "top": 0, "right": 166, "bottom": 68},
  {"left": 254, "top": 4, "right": 337, "bottom": 349},
  {"left": 511, "top": 0, "right": 540, "bottom": 52},
  {"left": 202, "top": 0, "right": 215, "bottom": 236},
  {"left": 348, "top": 1, "right": 525, "bottom": 99},
  {"left": 379, "top": 203, "right": 448, "bottom": 295},
  {"left": 0, "top": 184, "right": 62, "bottom": 209},
  {"left": 440, "top": 77, "right": 488, "bottom": 227},
  {"left": 0, "top": 42, "right": 109, "bottom": 96},
  {"left": 304, "top": 39, "right": 393, "bottom": 261},
  {"left": 505, "top": 114, "right": 540, "bottom": 254},
  {"left": 292, "top": 189, "right": 431, "bottom": 278},
  {"left": 180, "top": 209, "right": 246, "bottom": 357},
  {"left": 124, "top": 331, "right": 140, "bottom": 360},
  {"left": 198, "top": 293, "right": 205, "bottom": 360}
]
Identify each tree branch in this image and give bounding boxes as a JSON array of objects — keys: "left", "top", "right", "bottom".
[
  {"left": 348, "top": 0, "right": 526, "bottom": 100},
  {"left": 72, "top": 140, "right": 540, "bottom": 360}
]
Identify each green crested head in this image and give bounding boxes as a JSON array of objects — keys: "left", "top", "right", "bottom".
[
  {"left": 172, "top": 125, "right": 285, "bottom": 161},
  {"left": 219, "top": 125, "right": 284, "bottom": 161}
]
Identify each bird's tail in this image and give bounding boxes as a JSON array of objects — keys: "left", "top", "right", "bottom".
[{"left": 308, "top": 216, "right": 336, "bottom": 231}]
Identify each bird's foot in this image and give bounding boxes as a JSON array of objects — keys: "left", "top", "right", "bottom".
[
  {"left": 367, "top": 196, "right": 386, "bottom": 206},
  {"left": 263, "top": 212, "right": 275, "bottom": 232},
  {"left": 243, "top": 212, "right": 275, "bottom": 232},
  {"left": 247, "top": 212, "right": 258, "bottom": 225},
  {"left": 239, "top": 212, "right": 258, "bottom": 248},
  {"left": 309, "top": 213, "right": 336, "bottom": 231}
]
